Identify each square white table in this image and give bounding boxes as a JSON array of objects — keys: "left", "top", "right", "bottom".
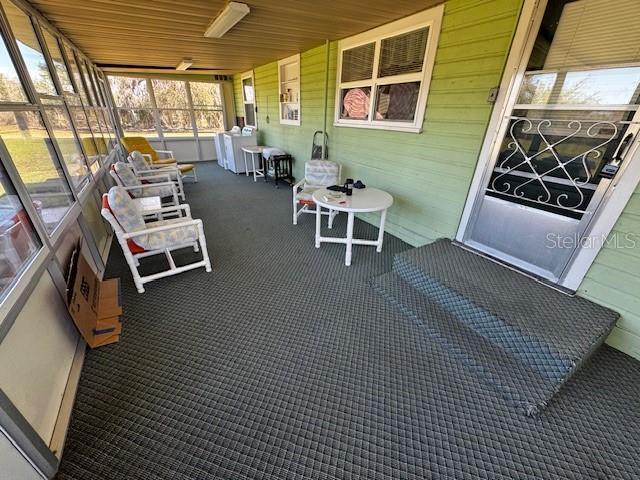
[{"left": 312, "top": 187, "right": 393, "bottom": 266}]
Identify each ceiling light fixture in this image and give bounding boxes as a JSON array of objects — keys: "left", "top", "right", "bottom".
[
  {"left": 176, "top": 58, "right": 193, "bottom": 71},
  {"left": 204, "top": 2, "right": 250, "bottom": 38}
]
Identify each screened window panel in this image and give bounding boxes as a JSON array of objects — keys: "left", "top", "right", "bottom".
[
  {"left": 159, "top": 109, "right": 192, "bottom": 137},
  {"left": 378, "top": 27, "right": 429, "bottom": 78},
  {"left": 108, "top": 76, "right": 152, "bottom": 108},
  {"left": 194, "top": 110, "right": 224, "bottom": 135},
  {"left": 86, "top": 108, "right": 107, "bottom": 155},
  {"left": 118, "top": 108, "right": 157, "bottom": 137},
  {"left": 43, "top": 104, "right": 91, "bottom": 190},
  {"left": 63, "top": 43, "right": 86, "bottom": 103},
  {"left": 41, "top": 29, "right": 73, "bottom": 94},
  {"left": 190, "top": 82, "right": 222, "bottom": 107},
  {"left": 341, "top": 43, "right": 375, "bottom": 82},
  {"left": 244, "top": 103, "right": 255, "bottom": 126},
  {"left": 0, "top": 34, "right": 27, "bottom": 102},
  {"left": 152, "top": 79, "right": 188, "bottom": 108},
  {"left": 0, "top": 160, "right": 41, "bottom": 298},
  {"left": 77, "top": 59, "right": 96, "bottom": 106},
  {"left": 0, "top": 110, "right": 74, "bottom": 233},
  {"left": 1, "top": 0, "right": 56, "bottom": 96},
  {"left": 69, "top": 105, "right": 99, "bottom": 173}
]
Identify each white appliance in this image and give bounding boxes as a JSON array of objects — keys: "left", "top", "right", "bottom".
[
  {"left": 214, "top": 132, "right": 226, "bottom": 167},
  {"left": 223, "top": 126, "right": 257, "bottom": 174}
]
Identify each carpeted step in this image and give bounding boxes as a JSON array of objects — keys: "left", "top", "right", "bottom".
[
  {"left": 371, "top": 272, "right": 558, "bottom": 415},
  {"left": 390, "top": 239, "right": 619, "bottom": 412}
]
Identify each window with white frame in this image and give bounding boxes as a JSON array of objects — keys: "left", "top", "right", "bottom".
[
  {"left": 241, "top": 71, "right": 256, "bottom": 127},
  {"left": 334, "top": 6, "right": 443, "bottom": 133},
  {"left": 278, "top": 54, "right": 300, "bottom": 125}
]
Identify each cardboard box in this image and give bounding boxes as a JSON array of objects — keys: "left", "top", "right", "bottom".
[{"left": 67, "top": 248, "right": 123, "bottom": 348}]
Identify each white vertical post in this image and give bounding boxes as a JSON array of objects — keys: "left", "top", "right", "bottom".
[
  {"left": 315, "top": 204, "right": 322, "bottom": 248},
  {"left": 377, "top": 209, "right": 387, "bottom": 253},
  {"left": 345, "top": 212, "right": 354, "bottom": 266}
]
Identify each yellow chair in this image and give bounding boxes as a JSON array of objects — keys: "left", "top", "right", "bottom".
[{"left": 121, "top": 136, "right": 197, "bottom": 182}]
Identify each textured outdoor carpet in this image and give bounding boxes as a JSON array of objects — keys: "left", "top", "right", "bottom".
[
  {"left": 372, "top": 239, "right": 619, "bottom": 416},
  {"left": 58, "top": 162, "right": 640, "bottom": 480}
]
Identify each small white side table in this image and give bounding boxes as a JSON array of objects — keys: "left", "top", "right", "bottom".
[
  {"left": 312, "top": 187, "right": 393, "bottom": 266},
  {"left": 242, "top": 146, "right": 265, "bottom": 182}
]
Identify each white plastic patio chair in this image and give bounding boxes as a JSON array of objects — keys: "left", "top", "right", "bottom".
[
  {"left": 101, "top": 186, "right": 211, "bottom": 293},
  {"left": 110, "top": 161, "right": 179, "bottom": 208},
  {"left": 292, "top": 160, "right": 341, "bottom": 227},
  {"left": 127, "top": 151, "right": 186, "bottom": 201}
]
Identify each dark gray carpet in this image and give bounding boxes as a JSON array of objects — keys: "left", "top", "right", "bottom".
[
  {"left": 372, "top": 240, "right": 618, "bottom": 416},
  {"left": 58, "top": 162, "right": 640, "bottom": 480}
]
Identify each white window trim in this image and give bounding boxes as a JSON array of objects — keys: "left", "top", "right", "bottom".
[
  {"left": 333, "top": 5, "right": 444, "bottom": 134},
  {"left": 278, "top": 54, "right": 300, "bottom": 126},
  {"left": 241, "top": 70, "right": 257, "bottom": 127}
]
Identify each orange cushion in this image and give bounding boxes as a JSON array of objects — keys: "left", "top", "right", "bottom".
[{"left": 121, "top": 136, "right": 158, "bottom": 162}]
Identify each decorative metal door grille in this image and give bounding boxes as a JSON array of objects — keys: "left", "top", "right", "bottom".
[{"left": 486, "top": 115, "right": 627, "bottom": 218}]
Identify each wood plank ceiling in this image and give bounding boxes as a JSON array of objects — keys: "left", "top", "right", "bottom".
[{"left": 26, "top": 0, "right": 443, "bottom": 74}]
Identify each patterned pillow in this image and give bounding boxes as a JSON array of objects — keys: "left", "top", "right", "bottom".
[
  {"left": 305, "top": 160, "right": 340, "bottom": 188},
  {"left": 114, "top": 162, "right": 142, "bottom": 196},
  {"left": 128, "top": 151, "right": 149, "bottom": 172},
  {"left": 107, "top": 187, "right": 146, "bottom": 236}
]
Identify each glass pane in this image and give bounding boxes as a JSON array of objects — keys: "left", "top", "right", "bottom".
[
  {"left": 86, "top": 108, "right": 106, "bottom": 156},
  {"left": 108, "top": 76, "right": 152, "bottom": 108},
  {"left": 41, "top": 29, "right": 73, "bottom": 94},
  {"left": 69, "top": 104, "right": 99, "bottom": 173},
  {"left": 77, "top": 59, "right": 96, "bottom": 105},
  {"left": 190, "top": 81, "right": 222, "bottom": 107},
  {"left": 340, "top": 87, "right": 371, "bottom": 120},
  {"left": 152, "top": 79, "right": 188, "bottom": 108},
  {"left": 63, "top": 43, "right": 85, "bottom": 102},
  {"left": 1, "top": 0, "right": 56, "bottom": 95},
  {"left": 159, "top": 109, "right": 192, "bottom": 137},
  {"left": 280, "top": 103, "right": 299, "bottom": 122},
  {"left": 119, "top": 108, "right": 157, "bottom": 137},
  {"left": 0, "top": 161, "right": 41, "bottom": 296},
  {"left": 378, "top": 28, "right": 429, "bottom": 78},
  {"left": 0, "top": 34, "right": 27, "bottom": 102},
  {"left": 341, "top": 43, "right": 375, "bottom": 82},
  {"left": 43, "top": 104, "right": 90, "bottom": 190},
  {"left": 0, "top": 110, "right": 74, "bottom": 232},
  {"left": 518, "top": 68, "right": 640, "bottom": 106},
  {"left": 242, "top": 77, "right": 254, "bottom": 102},
  {"left": 374, "top": 81, "right": 421, "bottom": 121},
  {"left": 194, "top": 110, "right": 224, "bottom": 135},
  {"left": 244, "top": 103, "right": 255, "bottom": 126}
]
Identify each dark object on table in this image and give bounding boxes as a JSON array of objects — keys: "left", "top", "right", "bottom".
[
  {"left": 327, "top": 185, "right": 346, "bottom": 192},
  {"left": 344, "top": 178, "right": 353, "bottom": 196},
  {"left": 311, "top": 130, "right": 329, "bottom": 160},
  {"left": 354, "top": 180, "right": 366, "bottom": 189},
  {"left": 264, "top": 154, "right": 294, "bottom": 188}
]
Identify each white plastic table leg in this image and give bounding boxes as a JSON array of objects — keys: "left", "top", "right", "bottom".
[
  {"left": 252, "top": 153, "right": 258, "bottom": 182},
  {"left": 243, "top": 151, "right": 249, "bottom": 176},
  {"left": 345, "top": 211, "right": 355, "bottom": 266},
  {"left": 377, "top": 208, "right": 387, "bottom": 253},
  {"left": 315, "top": 204, "right": 322, "bottom": 248}
]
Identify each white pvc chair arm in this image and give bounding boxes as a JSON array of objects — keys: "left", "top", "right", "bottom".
[
  {"left": 143, "top": 203, "right": 192, "bottom": 218},
  {"left": 136, "top": 165, "right": 179, "bottom": 175},
  {"left": 292, "top": 178, "right": 305, "bottom": 193},
  {"left": 155, "top": 149, "right": 175, "bottom": 157},
  {"left": 134, "top": 173, "right": 173, "bottom": 182},
  {"left": 121, "top": 218, "right": 203, "bottom": 239}
]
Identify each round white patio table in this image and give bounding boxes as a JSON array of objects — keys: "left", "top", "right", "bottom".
[
  {"left": 312, "top": 187, "right": 393, "bottom": 266},
  {"left": 242, "top": 146, "right": 265, "bottom": 181}
]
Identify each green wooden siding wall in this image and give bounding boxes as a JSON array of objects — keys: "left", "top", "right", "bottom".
[{"left": 230, "top": 0, "right": 640, "bottom": 359}]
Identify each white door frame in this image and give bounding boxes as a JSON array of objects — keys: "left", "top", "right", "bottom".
[{"left": 456, "top": 0, "right": 640, "bottom": 291}]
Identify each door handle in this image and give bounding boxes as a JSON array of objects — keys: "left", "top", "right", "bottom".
[{"left": 599, "top": 132, "right": 634, "bottom": 179}]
